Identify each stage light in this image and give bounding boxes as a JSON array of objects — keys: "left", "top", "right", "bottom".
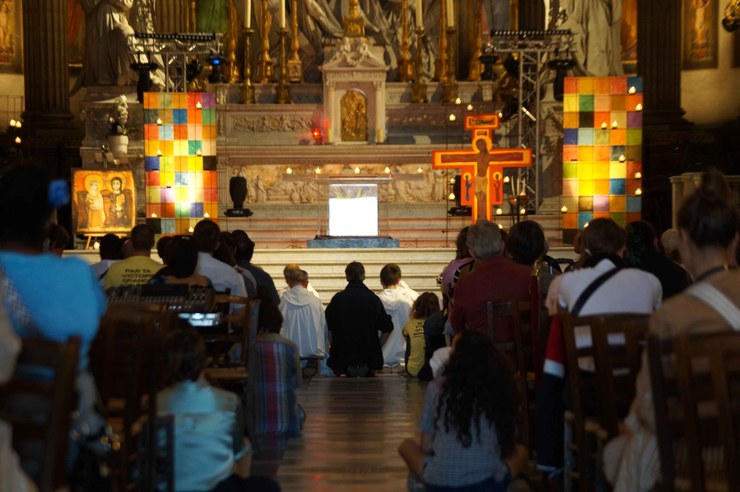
[{"left": 207, "top": 53, "right": 226, "bottom": 83}]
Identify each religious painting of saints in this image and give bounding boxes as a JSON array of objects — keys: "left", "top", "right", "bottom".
[
  {"left": 72, "top": 169, "right": 136, "bottom": 234},
  {"left": 682, "top": 0, "right": 719, "bottom": 69},
  {"left": 0, "top": 0, "right": 21, "bottom": 71}
]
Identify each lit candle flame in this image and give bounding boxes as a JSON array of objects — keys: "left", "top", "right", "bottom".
[
  {"left": 629, "top": 86, "right": 636, "bottom": 95},
  {"left": 286, "top": 167, "right": 293, "bottom": 175},
  {"left": 561, "top": 205, "right": 568, "bottom": 213}
]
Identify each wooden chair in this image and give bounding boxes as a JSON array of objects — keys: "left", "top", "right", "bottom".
[
  {"left": 486, "top": 300, "right": 536, "bottom": 450},
  {"left": 0, "top": 336, "right": 80, "bottom": 492},
  {"left": 649, "top": 330, "right": 740, "bottom": 491},
  {"left": 561, "top": 313, "right": 649, "bottom": 492},
  {"left": 90, "top": 303, "right": 174, "bottom": 491}
]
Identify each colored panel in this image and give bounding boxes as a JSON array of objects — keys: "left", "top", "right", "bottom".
[
  {"left": 609, "top": 179, "right": 626, "bottom": 194},
  {"left": 594, "top": 146, "right": 610, "bottom": 161},
  {"left": 609, "top": 162, "right": 626, "bottom": 179},
  {"left": 594, "top": 77, "right": 610, "bottom": 94},
  {"left": 563, "top": 112, "right": 579, "bottom": 129},
  {"left": 593, "top": 163, "right": 609, "bottom": 179},
  {"left": 564, "top": 129, "right": 578, "bottom": 145},
  {"left": 626, "top": 212, "right": 642, "bottom": 224},
  {"left": 578, "top": 95, "right": 594, "bottom": 112},
  {"left": 578, "top": 212, "right": 593, "bottom": 229},
  {"left": 161, "top": 219, "right": 176, "bottom": 234},
  {"left": 593, "top": 195, "right": 610, "bottom": 212},
  {"left": 564, "top": 77, "right": 578, "bottom": 94},
  {"left": 579, "top": 180, "right": 595, "bottom": 195},
  {"left": 577, "top": 162, "right": 593, "bottom": 179},
  {"left": 627, "top": 129, "right": 642, "bottom": 145},
  {"left": 610, "top": 77, "right": 627, "bottom": 94},
  {"left": 190, "top": 202, "right": 204, "bottom": 217},
  {"left": 627, "top": 76, "right": 643, "bottom": 93},
  {"left": 627, "top": 146, "right": 642, "bottom": 161},
  {"left": 562, "top": 196, "right": 578, "bottom": 212},
  {"left": 612, "top": 111, "right": 627, "bottom": 128},
  {"left": 594, "top": 179, "right": 610, "bottom": 195},
  {"left": 562, "top": 213, "right": 578, "bottom": 229},
  {"left": 610, "top": 146, "right": 626, "bottom": 160},
  {"left": 563, "top": 162, "right": 578, "bottom": 179},
  {"left": 594, "top": 112, "right": 610, "bottom": 129},
  {"left": 627, "top": 196, "right": 642, "bottom": 213},
  {"left": 564, "top": 95, "right": 578, "bottom": 112},
  {"left": 578, "top": 128, "right": 594, "bottom": 145},
  {"left": 627, "top": 112, "right": 642, "bottom": 128},
  {"left": 594, "top": 130, "right": 609, "bottom": 146},
  {"left": 610, "top": 95, "right": 626, "bottom": 111},
  {"left": 626, "top": 162, "right": 642, "bottom": 178},
  {"left": 146, "top": 204, "right": 162, "bottom": 218},
  {"left": 146, "top": 172, "right": 160, "bottom": 186},
  {"left": 577, "top": 78, "right": 594, "bottom": 93},
  {"left": 609, "top": 195, "right": 626, "bottom": 212},
  {"left": 594, "top": 94, "right": 610, "bottom": 112},
  {"left": 188, "top": 140, "right": 202, "bottom": 155},
  {"left": 146, "top": 187, "right": 161, "bottom": 203},
  {"left": 144, "top": 156, "right": 160, "bottom": 171},
  {"left": 578, "top": 196, "right": 593, "bottom": 212},
  {"left": 611, "top": 212, "right": 626, "bottom": 227},
  {"left": 579, "top": 112, "right": 594, "bottom": 128},
  {"left": 626, "top": 179, "right": 641, "bottom": 195},
  {"left": 563, "top": 145, "right": 578, "bottom": 162},
  {"left": 593, "top": 211, "right": 610, "bottom": 219},
  {"left": 577, "top": 146, "right": 594, "bottom": 162},
  {"left": 563, "top": 179, "right": 578, "bottom": 196},
  {"left": 627, "top": 94, "right": 643, "bottom": 110},
  {"left": 203, "top": 156, "right": 218, "bottom": 171}
]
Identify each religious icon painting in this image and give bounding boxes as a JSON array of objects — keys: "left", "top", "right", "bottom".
[
  {"left": 71, "top": 169, "right": 136, "bottom": 234},
  {"left": 682, "top": 0, "right": 719, "bottom": 69}
]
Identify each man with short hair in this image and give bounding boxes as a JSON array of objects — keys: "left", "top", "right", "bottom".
[
  {"left": 449, "top": 220, "right": 536, "bottom": 339},
  {"left": 282, "top": 263, "right": 321, "bottom": 299},
  {"left": 326, "top": 261, "right": 393, "bottom": 377},
  {"left": 193, "top": 219, "right": 247, "bottom": 298},
  {"left": 232, "top": 229, "right": 280, "bottom": 306},
  {"left": 103, "top": 224, "right": 161, "bottom": 288},
  {"left": 90, "top": 233, "right": 123, "bottom": 283},
  {"left": 279, "top": 268, "right": 328, "bottom": 362},
  {"left": 378, "top": 263, "right": 418, "bottom": 368}
]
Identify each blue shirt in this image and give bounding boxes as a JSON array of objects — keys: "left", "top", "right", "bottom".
[
  {"left": 0, "top": 252, "right": 107, "bottom": 370},
  {"left": 157, "top": 378, "right": 247, "bottom": 491},
  {"left": 420, "top": 379, "right": 510, "bottom": 487}
]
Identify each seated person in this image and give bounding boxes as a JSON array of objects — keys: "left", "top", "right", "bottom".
[
  {"left": 399, "top": 330, "right": 528, "bottom": 491},
  {"left": 251, "top": 298, "right": 305, "bottom": 436},
  {"left": 402, "top": 292, "right": 440, "bottom": 378},
  {"left": 90, "top": 233, "right": 123, "bottom": 282},
  {"left": 149, "top": 236, "right": 210, "bottom": 288},
  {"left": 103, "top": 224, "right": 162, "bottom": 288},
  {"left": 157, "top": 328, "right": 251, "bottom": 491}
]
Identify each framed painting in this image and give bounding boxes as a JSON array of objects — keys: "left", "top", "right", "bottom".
[
  {"left": 72, "top": 169, "right": 136, "bottom": 235},
  {"left": 683, "top": 0, "right": 719, "bottom": 69},
  {"left": 0, "top": 0, "right": 22, "bottom": 72}
]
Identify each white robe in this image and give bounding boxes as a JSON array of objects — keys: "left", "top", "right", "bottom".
[
  {"left": 279, "top": 285, "right": 328, "bottom": 358},
  {"left": 378, "top": 285, "right": 418, "bottom": 367}
]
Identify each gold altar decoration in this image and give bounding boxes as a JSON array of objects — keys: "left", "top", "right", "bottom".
[
  {"left": 411, "top": 26, "right": 428, "bottom": 103},
  {"left": 442, "top": 25, "right": 458, "bottom": 102},
  {"left": 340, "top": 91, "right": 368, "bottom": 142},
  {"left": 242, "top": 27, "right": 255, "bottom": 103},
  {"left": 226, "top": 0, "right": 241, "bottom": 83},
  {"left": 467, "top": 0, "right": 483, "bottom": 81},
  {"left": 288, "top": 0, "right": 303, "bottom": 82},
  {"left": 434, "top": 0, "right": 448, "bottom": 81},
  {"left": 343, "top": 0, "right": 365, "bottom": 38},
  {"left": 398, "top": 2, "right": 413, "bottom": 82},
  {"left": 276, "top": 28, "right": 292, "bottom": 103},
  {"left": 256, "top": 0, "right": 275, "bottom": 83}
]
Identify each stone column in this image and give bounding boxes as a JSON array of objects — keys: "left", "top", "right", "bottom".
[
  {"left": 374, "top": 80, "right": 385, "bottom": 143},
  {"left": 325, "top": 81, "right": 336, "bottom": 143},
  {"left": 637, "top": 0, "right": 686, "bottom": 126},
  {"left": 518, "top": 0, "right": 545, "bottom": 30}
]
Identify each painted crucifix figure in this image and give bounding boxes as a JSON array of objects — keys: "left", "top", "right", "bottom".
[{"left": 432, "top": 114, "right": 533, "bottom": 222}]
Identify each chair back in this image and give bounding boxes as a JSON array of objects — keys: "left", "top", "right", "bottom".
[
  {"left": 649, "top": 330, "right": 740, "bottom": 492},
  {"left": 90, "top": 303, "right": 174, "bottom": 490},
  {"left": 486, "top": 300, "right": 535, "bottom": 449},
  {"left": 561, "top": 312, "right": 649, "bottom": 492},
  {"left": 0, "top": 336, "right": 80, "bottom": 491}
]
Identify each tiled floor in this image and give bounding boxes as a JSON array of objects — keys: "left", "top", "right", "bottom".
[{"left": 251, "top": 371, "right": 427, "bottom": 491}]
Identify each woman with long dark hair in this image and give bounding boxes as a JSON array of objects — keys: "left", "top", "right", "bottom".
[{"left": 399, "top": 330, "right": 528, "bottom": 491}]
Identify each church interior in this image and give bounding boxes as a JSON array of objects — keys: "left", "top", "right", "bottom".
[{"left": 1, "top": 0, "right": 740, "bottom": 491}]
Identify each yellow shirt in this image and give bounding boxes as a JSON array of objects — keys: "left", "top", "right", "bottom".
[
  {"left": 402, "top": 317, "right": 426, "bottom": 377},
  {"left": 103, "top": 255, "right": 162, "bottom": 289}
]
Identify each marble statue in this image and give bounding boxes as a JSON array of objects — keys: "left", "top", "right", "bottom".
[
  {"left": 484, "top": 0, "right": 510, "bottom": 31},
  {"left": 77, "top": 0, "right": 135, "bottom": 88},
  {"left": 298, "top": 0, "right": 344, "bottom": 81},
  {"left": 559, "top": 0, "right": 624, "bottom": 76}
]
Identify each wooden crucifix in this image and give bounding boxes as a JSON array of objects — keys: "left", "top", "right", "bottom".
[{"left": 433, "top": 114, "right": 533, "bottom": 222}]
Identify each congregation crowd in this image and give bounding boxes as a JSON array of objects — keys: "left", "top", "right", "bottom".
[{"left": 0, "top": 164, "right": 738, "bottom": 492}]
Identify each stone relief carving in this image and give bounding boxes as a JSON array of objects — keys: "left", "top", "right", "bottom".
[
  {"left": 231, "top": 115, "right": 313, "bottom": 133},
  {"left": 228, "top": 164, "right": 445, "bottom": 205}
]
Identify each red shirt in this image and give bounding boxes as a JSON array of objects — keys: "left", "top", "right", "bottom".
[{"left": 449, "top": 255, "right": 537, "bottom": 343}]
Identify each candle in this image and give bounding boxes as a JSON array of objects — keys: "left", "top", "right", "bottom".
[
  {"left": 415, "top": 0, "right": 423, "bottom": 28},
  {"left": 611, "top": 120, "right": 618, "bottom": 129},
  {"left": 635, "top": 188, "right": 643, "bottom": 196},
  {"left": 561, "top": 205, "right": 568, "bottom": 213},
  {"left": 286, "top": 166, "right": 293, "bottom": 174},
  {"left": 245, "top": 0, "right": 251, "bottom": 28},
  {"left": 635, "top": 103, "right": 643, "bottom": 111},
  {"left": 280, "top": 0, "right": 286, "bottom": 29},
  {"left": 601, "top": 121, "right": 607, "bottom": 129},
  {"left": 635, "top": 172, "right": 642, "bottom": 179},
  {"left": 629, "top": 86, "right": 636, "bottom": 94},
  {"left": 495, "top": 208, "right": 503, "bottom": 215},
  {"left": 204, "top": 212, "right": 210, "bottom": 218},
  {"left": 384, "top": 166, "right": 391, "bottom": 174},
  {"left": 446, "top": 0, "right": 454, "bottom": 27}
]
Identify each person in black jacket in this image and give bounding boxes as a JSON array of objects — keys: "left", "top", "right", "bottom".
[{"left": 326, "top": 261, "right": 393, "bottom": 377}]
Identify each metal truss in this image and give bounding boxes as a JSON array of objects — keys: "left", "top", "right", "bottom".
[
  {"left": 129, "top": 32, "right": 223, "bottom": 93},
  {"left": 490, "top": 29, "right": 574, "bottom": 210}
]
